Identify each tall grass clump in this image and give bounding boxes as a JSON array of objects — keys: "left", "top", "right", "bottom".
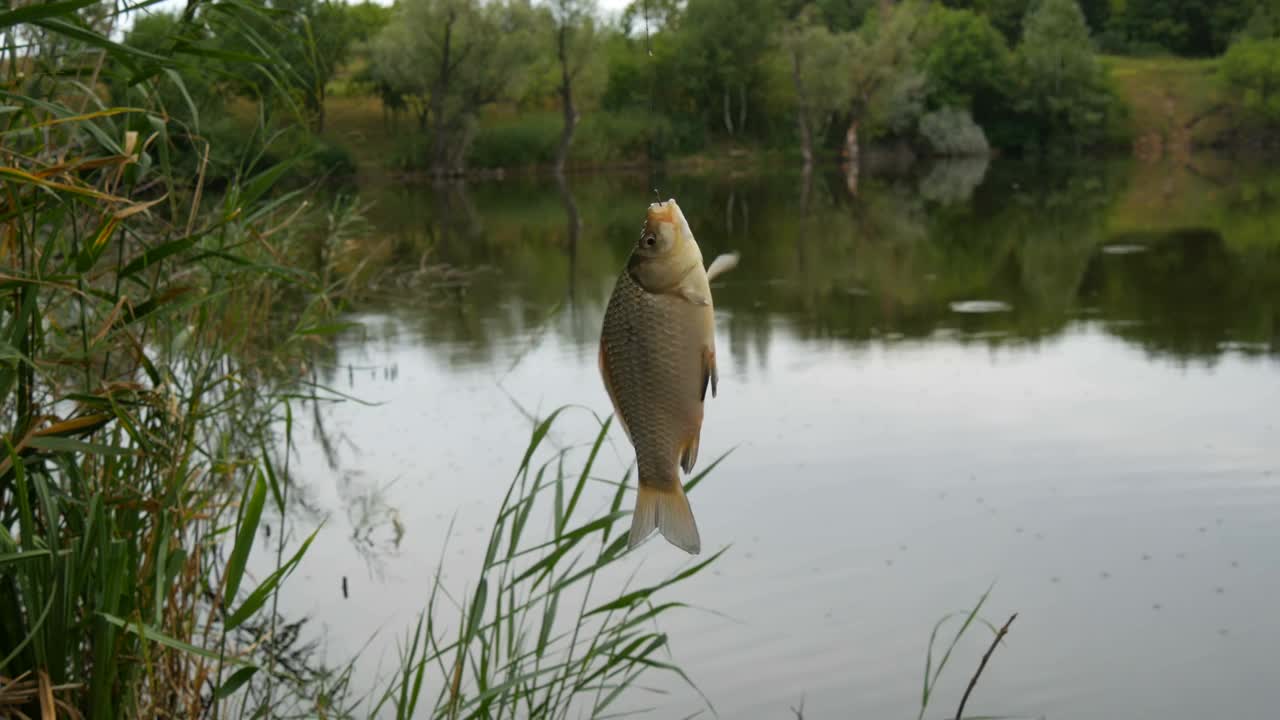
[
  {"left": 1, "top": 4, "right": 726, "bottom": 718},
  {"left": 363, "top": 409, "right": 726, "bottom": 719},
  {"left": 0, "top": 2, "right": 348, "bottom": 716}
]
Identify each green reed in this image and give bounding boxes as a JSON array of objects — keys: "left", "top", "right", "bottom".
[
  {"left": 0, "top": 3, "right": 726, "bottom": 717},
  {"left": 358, "top": 409, "right": 727, "bottom": 720},
  {"left": 2, "top": 1, "right": 345, "bottom": 716}
]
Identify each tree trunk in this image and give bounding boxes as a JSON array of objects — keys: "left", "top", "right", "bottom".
[
  {"left": 722, "top": 86, "right": 734, "bottom": 135},
  {"left": 429, "top": 14, "right": 456, "bottom": 177},
  {"left": 737, "top": 82, "right": 747, "bottom": 135},
  {"left": 554, "top": 24, "right": 578, "bottom": 177},
  {"left": 790, "top": 46, "right": 812, "bottom": 170},
  {"left": 842, "top": 118, "right": 860, "bottom": 196}
]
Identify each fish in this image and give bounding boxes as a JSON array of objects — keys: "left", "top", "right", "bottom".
[{"left": 598, "top": 198, "right": 738, "bottom": 554}]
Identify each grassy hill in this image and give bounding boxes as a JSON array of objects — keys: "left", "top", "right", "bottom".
[{"left": 1102, "top": 55, "right": 1238, "bottom": 157}]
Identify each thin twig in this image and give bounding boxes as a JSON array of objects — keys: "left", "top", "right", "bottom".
[{"left": 955, "top": 613, "right": 1017, "bottom": 720}]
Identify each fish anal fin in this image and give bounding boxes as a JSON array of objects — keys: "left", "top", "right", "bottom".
[
  {"left": 680, "top": 431, "right": 701, "bottom": 475},
  {"left": 598, "top": 340, "right": 632, "bottom": 441},
  {"left": 629, "top": 473, "right": 701, "bottom": 554},
  {"left": 700, "top": 346, "right": 718, "bottom": 401}
]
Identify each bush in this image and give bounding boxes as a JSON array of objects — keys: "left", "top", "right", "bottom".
[
  {"left": 467, "top": 113, "right": 561, "bottom": 168},
  {"left": 921, "top": 7, "right": 1013, "bottom": 114},
  {"left": 1221, "top": 38, "right": 1280, "bottom": 125},
  {"left": 1015, "top": 0, "right": 1119, "bottom": 150},
  {"left": 576, "top": 110, "right": 691, "bottom": 163},
  {"left": 462, "top": 110, "right": 697, "bottom": 170},
  {"left": 919, "top": 107, "right": 991, "bottom": 156}
]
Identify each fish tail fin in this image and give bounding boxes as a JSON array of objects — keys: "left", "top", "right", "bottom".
[{"left": 629, "top": 478, "right": 701, "bottom": 555}]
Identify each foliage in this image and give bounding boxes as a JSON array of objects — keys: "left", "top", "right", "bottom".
[
  {"left": 464, "top": 109, "right": 682, "bottom": 169},
  {"left": 0, "top": 4, "right": 722, "bottom": 718},
  {"left": 546, "top": 0, "right": 606, "bottom": 172},
  {"left": 1015, "top": 0, "right": 1119, "bottom": 150},
  {"left": 115, "top": 12, "right": 221, "bottom": 120},
  {"left": 1221, "top": 38, "right": 1280, "bottom": 125},
  {"left": 0, "top": 3, "right": 345, "bottom": 716},
  {"left": 370, "top": 0, "right": 541, "bottom": 174},
  {"left": 1103, "top": 0, "right": 1257, "bottom": 56},
  {"left": 920, "top": 6, "right": 1014, "bottom": 117},
  {"left": 919, "top": 107, "right": 991, "bottom": 155},
  {"left": 1238, "top": 0, "right": 1280, "bottom": 41},
  {"left": 774, "top": 4, "right": 858, "bottom": 162},
  {"left": 361, "top": 410, "right": 725, "bottom": 719},
  {"left": 675, "top": 0, "right": 781, "bottom": 137},
  {"left": 847, "top": 0, "right": 932, "bottom": 140}
]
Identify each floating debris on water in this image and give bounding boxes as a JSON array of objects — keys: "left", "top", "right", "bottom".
[
  {"left": 949, "top": 300, "right": 1012, "bottom": 314},
  {"left": 1102, "top": 243, "right": 1149, "bottom": 255}
]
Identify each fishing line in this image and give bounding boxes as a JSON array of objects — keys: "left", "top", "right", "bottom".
[{"left": 643, "top": 0, "right": 660, "bottom": 199}]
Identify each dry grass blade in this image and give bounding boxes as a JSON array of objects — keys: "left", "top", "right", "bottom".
[
  {"left": 0, "top": 673, "right": 38, "bottom": 712},
  {"left": 37, "top": 670, "right": 53, "bottom": 720}
]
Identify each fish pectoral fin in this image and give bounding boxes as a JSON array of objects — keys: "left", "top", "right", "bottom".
[
  {"left": 680, "top": 431, "right": 701, "bottom": 475},
  {"left": 598, "top": 340, "right": 632, "bottom": 442},
  {"left": 700, "top": 346, "right": 718, "bottom": 401},
  {"left": 676, "top": 286, "right": 711, "bottom": 306},
  {"left": 706, "top": 252, "right": 740, "bottom": 282}
]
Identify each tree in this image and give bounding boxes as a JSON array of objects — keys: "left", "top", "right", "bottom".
[
  {"left": 1016, "top": 0, "right": 1115, "bottom": 149},
  {"left": 678, "top": 0, "right": 780, "bottom": 137},
  {"left": 1239, "top": 0, "right": 1280, "bottom": 41},
  {"left": 370, "top": 0, "right": 539, "bottom": 175},
  {"left": 841, "top": 0, "right": 930, "bottom": 158},
  {"left": 1107, "top": 0, "right": 1255, "bottom": 56},
  {"left": 920, "top": 6, "right": 1012, "bottom": 115},
  {"left": 779, "top": 5, "right": 856, "bottom": 168},
  {"left": 1221, "top": 38, "right": 1280, "bottom": 125},
  {"left": 549, "top": 0, "right": 602, "bottom": 175}
]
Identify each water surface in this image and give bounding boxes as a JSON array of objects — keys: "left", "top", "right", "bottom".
[{"left": 273, "top": 157, "right": 1280, "bottom": 719}]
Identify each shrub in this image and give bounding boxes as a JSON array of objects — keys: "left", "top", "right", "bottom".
[
  {"left": 919, "top": 107, "right": 991, "bottom": 156},
  {"left": 1221, "top": 38, "right": 1280, "bottom": 126}
]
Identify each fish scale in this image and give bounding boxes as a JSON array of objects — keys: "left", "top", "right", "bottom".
[{"left": 600, "top": 269, "right": 703, "bottom": 489}]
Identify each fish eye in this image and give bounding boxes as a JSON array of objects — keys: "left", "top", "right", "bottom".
[{"left": 642, "top": 233, "right": 657, "bottom": 248}]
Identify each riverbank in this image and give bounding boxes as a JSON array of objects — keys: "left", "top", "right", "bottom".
[{"left": 313, "top": 54, "right": 1269, "bottom": 179}]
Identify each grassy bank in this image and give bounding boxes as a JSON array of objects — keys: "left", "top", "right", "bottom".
[
  {"left": 314, "top": 52, "right": 1265, "bottom": 175},
  {"left": 1102, "top": 54, "right": 1238, "bottom": 155}
]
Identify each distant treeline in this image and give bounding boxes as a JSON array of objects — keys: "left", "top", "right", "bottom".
[{"left": 111, "top": 0, "right": 1280, "bottom": 175}]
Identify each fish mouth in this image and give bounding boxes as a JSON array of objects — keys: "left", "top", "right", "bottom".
[{"left": 645, "top": 198, "right": 680, "bottom": 225}]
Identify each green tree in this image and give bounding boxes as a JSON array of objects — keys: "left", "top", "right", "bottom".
[
  {"left": 549, "top": 0, "right": 604, "bottom": 175},
  {"left": 1108, "top": 0, "right": 1255, "bottom": 56},
  {"left": 370, "top": 0, "right": 539, "bottom": 175},
  {"left": 778, "top": 4, "right": 857, "bottom": 167},
  {"left": 678, "top": 0, "right": 780, "bottom": 137},
  {"left": 920, "top": 6, "right": 1012, "bottom": 116},
  {"left": 843, "top": 0, "right": 930, "bottom": 154},
  {"left": 1238, "top": 0, "right": 1280, "bottom": 41},
  {"left": 1016, "top": 0, "right": 1115, "bottom": 149},
  {"left": 814, "top": 0, "right": 879, "bottom": 31},
  {"left": 1221, "top": 38, "right": 1280, "bottom": 125}
]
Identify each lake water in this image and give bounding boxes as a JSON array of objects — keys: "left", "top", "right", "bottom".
[{"left": 269, "top": 156, "right": 1279, "bottom": 718}]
